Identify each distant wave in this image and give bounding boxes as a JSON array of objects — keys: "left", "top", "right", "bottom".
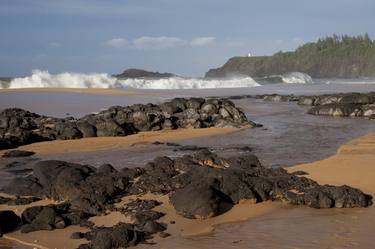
[
  {"left": 118, "top": 77, "right": 260, "bottom": 89},
  {"left": 256, "top": 72, "right": 313, "bottom": 84},
  {"left": 280, "top": 72, "right": 313, "bottom": 84},
  {"left": 6, "top": 70, "right": 260, "bottom": 89}
]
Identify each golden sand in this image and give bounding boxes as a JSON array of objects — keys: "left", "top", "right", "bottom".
[
  {"left": 289, "top": 132, "right": 375, "bottom": 195},
  {"left": 1, "top": 127, "right": 243, "bottom": 155}
]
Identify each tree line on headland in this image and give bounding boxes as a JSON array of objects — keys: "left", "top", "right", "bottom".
[{"left": 205, "top": 34, "right": 375, "bottom": 78}]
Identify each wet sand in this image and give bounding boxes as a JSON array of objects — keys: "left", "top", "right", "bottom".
[
  {"left": 1, "top": 132, "right": 375, "bottom": 249},
  {"left": 0, "top": 127, "right": 243, "bottom": 155}
]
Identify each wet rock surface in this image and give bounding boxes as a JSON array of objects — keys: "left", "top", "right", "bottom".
[
  {"left": 78, "top": 223, "right": 146, "bottom": 249},
  {"left": 229, "top": 92, "right": 375, "bottom": 119},
  {"left": 1, "top": 150, "right": 372, "bottom": 247},
  {"left": 0, "top": 98, "right": 252, "bottom": 150},
  {"left": 1, "top": 150, "right": 35, "bottom": 158},
  {"left": 20, "top": 203, "right": 91, "bottom": 233}
]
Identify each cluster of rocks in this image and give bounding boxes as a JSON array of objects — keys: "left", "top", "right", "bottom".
[
  {"left": 0, "top": 98, "right": 253, "bottom": 150},
  {"left": 0, "top": 150, "right": 372, "bottom": 247},
  {"left": 300, "top": 93, "right": 375, "bottom": 119},
  {"left": 230, "top": 93, "right": 375, "bottom": 119}
]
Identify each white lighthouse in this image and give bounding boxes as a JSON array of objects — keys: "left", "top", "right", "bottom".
[{"left": 247, "top": 52, "right": 252, "bottom": 57}]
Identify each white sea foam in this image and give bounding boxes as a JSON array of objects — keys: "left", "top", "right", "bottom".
[
  {"left": 281, "top": 72, "right": 313, "bottom": 84},
  {"left": 8, "top": 70, "right": 260, "bottom": 89},
  {"left": 9, "top": 70, "right": 117, "bottom": 89},
  {"left": 117, "top": 76, "right": 260, "bottom": 89}
]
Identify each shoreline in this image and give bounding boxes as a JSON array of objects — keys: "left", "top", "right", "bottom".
[
  {"left": 0, "top": 87, "right": 144, "bottom": 96},
  {"left": 1, "top": 131, "right": 374, "bottom": 249}
]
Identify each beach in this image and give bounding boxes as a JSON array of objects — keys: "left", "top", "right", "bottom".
[
  {"left": 1, "top": 87, "right": 375, "bottom": 249},
  {"left": 1, "top": 130, "right": 374, "bottom": 249}
]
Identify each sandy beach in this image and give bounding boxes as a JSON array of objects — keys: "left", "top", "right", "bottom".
[
  {"left": 1, "top": 131, "right": 374, "bottom": 249},
  {"left": 289, "top": 132, "right": 375, "bottom": 195}
]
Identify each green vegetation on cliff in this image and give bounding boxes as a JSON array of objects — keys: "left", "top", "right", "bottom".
[
  {"left": 206, "top": 34, "right": 375, "bottom": 78},
  {"left": 114, "top": 68, "right": 175, "bottom": 78}
]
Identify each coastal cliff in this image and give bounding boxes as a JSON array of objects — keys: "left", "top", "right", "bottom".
[{"left": 206, "top": 34, "right": 375, "bottom": 78}]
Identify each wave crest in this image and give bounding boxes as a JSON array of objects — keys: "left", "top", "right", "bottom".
[
  {"left": 7, "top": 70, "right": 260, "bottom": 89},
  {"left": 281, "top": 72, "right": 313, "bottom": 84},
  {"left": 9, "top": 70, "right": 117, "bottom": 89},
  {"left": 118, "top": 76, "right": 260, "bottom": 89}
]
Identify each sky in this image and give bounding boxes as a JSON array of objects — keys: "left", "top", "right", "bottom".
[{"left": 0, "top": 0, "right": 374, "bottom": 77}]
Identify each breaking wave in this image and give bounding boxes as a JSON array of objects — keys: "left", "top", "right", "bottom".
[
  {"left": 6, "top": 70, "right": 260, "bottom": 89},
  {"left": 281, "top": 72, "right": 313, "bottom": 84},
  {"left": 118, "top": 77, "right": 260, "bottom": 89},
  {"left": 9, "top": 70, "right": 117, "bottom": 89}
]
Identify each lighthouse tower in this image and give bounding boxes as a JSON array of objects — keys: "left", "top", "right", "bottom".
[{"left": 247, "top": 52, "right": 252, "bottom": 57}]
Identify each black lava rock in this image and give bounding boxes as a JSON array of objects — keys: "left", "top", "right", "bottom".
[
  {"left": 0, "top": 210, "right": 21, "bottom": 236},
  {"left": 2, "top": 150, "right": 35, "bottom": 158}
]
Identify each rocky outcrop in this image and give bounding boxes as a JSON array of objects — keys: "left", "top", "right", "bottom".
[
  {"left": 229, "top": 93, "right": 375, "bottom": 119},
  {"left": 78, "top": 223, "right": 146, "bottom": 249},
  {"left": 3, "top": 150, "right": 372, "bottom": 247},
  {"left": 20, "top": 203, "right": 91, "bottom": 233},
  {"left": 300, "top": 93, "right": 375, "bottom": 119},
  {"left": 0, "top": 98, "right": 253, "bottom": 150},
  {"left": 114, "top": 68, "right": 175, "bottom": 78}
]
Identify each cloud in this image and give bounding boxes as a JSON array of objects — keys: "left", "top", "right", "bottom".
[
  {"left": 105, "top": 38, "right": 130, "bottom": 48},
  {"left": 133, "top": 36, "right": 187, "bottom": 49},
  {"left": 105, "top": 36, "right": 216, "bottom": 50},
  {"left": 49, "top": 42, "right": 62, "bottom": 48},
  {"left": 190, "top": 37, "right": 216, "bottom": 46}
]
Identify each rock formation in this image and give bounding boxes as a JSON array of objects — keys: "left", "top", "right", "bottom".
[{"left": 0, "top": 98, "right": 253, "bottom": 149}]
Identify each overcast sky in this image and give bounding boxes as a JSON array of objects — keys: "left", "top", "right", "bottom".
[{"left": 0, "top": 0, "right": 374, "bottom": 77}]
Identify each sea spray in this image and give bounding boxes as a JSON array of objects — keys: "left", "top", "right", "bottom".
[
  {"left": 281, "top": 72, "right": 313, "bottom": 84},
  {"left": 10, "top": 70, "right": 117, "bottom": 89},
  {"left": 9, "top": 70, "right": 261, "bottom": 89}
]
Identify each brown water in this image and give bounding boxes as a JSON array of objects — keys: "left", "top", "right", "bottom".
[{"left": 1, "top": 86, "right": 375, "bottom": 248}]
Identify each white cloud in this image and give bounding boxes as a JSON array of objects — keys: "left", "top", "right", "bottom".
[
  {"left": 190, "top": 37, "right": 216, "bottom": 46},
  {"left": 49, "top": 42, "right": 62, "bottom": 48},
  {"left": 133, "top": 36, "right": 187, "bottom": 49},
  {"left": 105, "top": 36, "right": 216, "bottom": 50},
  {"left": 105, "top": 38, "right": 130, "bottom": 48}
]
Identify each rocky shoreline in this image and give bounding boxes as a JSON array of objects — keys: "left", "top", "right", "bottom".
[
  {"left": 229, "top": 92, "right": 375, "bottom": 119},
  {"left": 0, "top": 148, "right": 372, "bottom": 248},
  {"left": 0, "top": 97, "right": 254, "bottom": 150}
]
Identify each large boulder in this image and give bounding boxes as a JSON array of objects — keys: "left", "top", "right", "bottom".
[
  {"left": 170, "top": 179, "right": 227, "bottom": 219},
  {"left": 0, "top": 211, "right": 21, "bottom": 236}
]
